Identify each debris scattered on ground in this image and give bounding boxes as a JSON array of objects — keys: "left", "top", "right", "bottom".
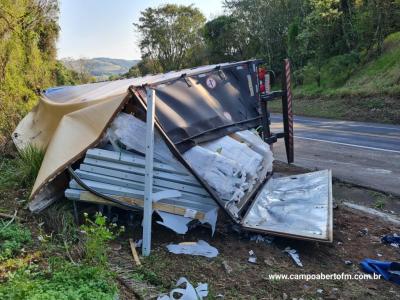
[
  {"left": 222, "top": 260, "right": 233, "bottom": 274},
  {"left": 110, "top": 241, "right": 122, "bottom": 251},
  {"left": 156, "top": 211, "right": 192, "bottom": 234},
  {"left": 250, "top": 234, "right": 274, "bottom": 244},
  {"left": 283, "top": 247, "right": 303, "bottom": 267},
  {"left": 157, "top": 277, "right": 208, "bottom": 300},
  {"left": 344, "top": 260, "right": 353, "bottom": 265},
  {"left": 358, "top": 228, "right": 369, "bottom": 236},
  {"left": 166, "top": 240, "right": 218, "bottom": 258},
  {"left": 135, "top": 239, "right": 142, "bottom": 248},
  {"left": 360, "top": 259, "right": 400, "bottom": 285},
  {"left": 248, "top": 250, "right": 257, "bottom": 264},
  {"left": 381, "top": 233, "right": 400, "bottom": 248}
]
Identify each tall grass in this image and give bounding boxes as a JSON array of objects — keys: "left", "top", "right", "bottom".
[{"left": 0, "top": 144, "right": 44, "bottom": 191}]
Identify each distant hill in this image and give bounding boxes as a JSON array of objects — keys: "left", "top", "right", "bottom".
[{"left": 61, "top": 57, "right": 140, "bottom": 79}]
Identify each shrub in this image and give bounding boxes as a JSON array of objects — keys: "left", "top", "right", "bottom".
[
  {"left": 80, "top": 212, "right": 124, "bottom": 265},
  {"left": 0, "top": 258, "right": 118, "bottom": 300},
  {"left": 0, "top": 145, "right": 44, "bottom": 191}
]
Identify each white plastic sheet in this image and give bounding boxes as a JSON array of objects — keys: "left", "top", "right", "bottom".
[
  {"left": 157, "top": 277, "right": 208, "bottom": 300},
  {"left": 183, "top": 146, "right": 246, "bottom": 202},
  {"left": 108, "top": 113, "right": 182, "bottom": 169},
  {"left": 166, "top": 240, "right": 219, "bottom": 258},
  {"left": 183, "top": 130, "right": 273, "bottom": 207}
]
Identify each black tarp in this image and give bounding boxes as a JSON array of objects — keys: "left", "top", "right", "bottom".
[{"left": 138, "top": 61, "right": 262, "bottom": 152}]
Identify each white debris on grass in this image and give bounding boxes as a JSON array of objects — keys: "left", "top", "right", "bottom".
[
  {"left": 167, "top": 240, "right": 219, "bottom": 258},
  {"left": 283, "top": 247, "right": 303, "bottom": 267},
  {"left": 157, "top": 277, "right": 208, "bottom": 300}
]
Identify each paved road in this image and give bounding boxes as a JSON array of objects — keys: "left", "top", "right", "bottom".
[{"left": 270, "top": 114, "right": 400, "bottom": 196}]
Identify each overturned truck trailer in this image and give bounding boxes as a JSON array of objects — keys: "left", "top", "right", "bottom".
[{"left": 13, "top": 59, "right": 333, "bottom": 242}]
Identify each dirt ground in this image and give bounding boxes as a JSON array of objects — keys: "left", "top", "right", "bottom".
[
  {"left": 105, "top": 162, "right": 400, "bottom": 300},
  {"left": 1, "top": 162, "right": 400, "bottom": 299}
]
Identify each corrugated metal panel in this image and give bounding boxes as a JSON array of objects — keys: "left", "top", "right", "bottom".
[{"left": 65, "top": 148, "right": 218, "bottom": 219}]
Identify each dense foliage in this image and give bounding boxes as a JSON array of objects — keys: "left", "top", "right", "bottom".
[
  {"left": 0, "top": 0, "right": 83, "bottom": 143},
  {"left": 133, "top": 4, "right": 206, "bottom": 73},
  {"left": 130, "top": 1, "right": 400, "bottom": 93}
]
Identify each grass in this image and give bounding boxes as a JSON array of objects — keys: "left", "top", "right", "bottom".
[
  {"left": 0, "top": 258, "right": 118, "bottom": 300},
  {"left": 0, "top": 222, "right": 32, "bottom": 262},
  {"left": 273, "top": 32, "right": 400, "bottom": 124},
  {"left": 0, "top": 144, "right": 44, "bottom": 191}
]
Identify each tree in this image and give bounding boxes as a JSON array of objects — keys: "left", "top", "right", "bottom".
[
  {"left": 0, "top": 0, "right": 60, "bottom": 138},
  {"left": 203, "top": 15, "right": 250, "bottom": 63},
  {"left": 224, "top": 0, "right": 307, "bottom": 71},
  {"left": 134, "top": 4, "right": 206, "bottom": 72}
]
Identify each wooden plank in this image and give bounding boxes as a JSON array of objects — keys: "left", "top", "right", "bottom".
[
  {"left": 129, "top": 239, "right": 142, "bottom": 266},
  {"left": 74, "top": 190, "right": 206, "bottom": 220},
  {"left": 66, "top": 188, "right": 216, "bottom": 212}
]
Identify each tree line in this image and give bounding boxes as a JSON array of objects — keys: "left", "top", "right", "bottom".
[
  {"left": 128, "top": 0, "right": 400, "bottom": 88},
  {"left": 0, "top": 0, "right": 91, "bottom": 142}
]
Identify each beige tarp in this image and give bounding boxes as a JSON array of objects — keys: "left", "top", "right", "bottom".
[{"left": 13, "top": 91, "right": 128, "bottom": 199}]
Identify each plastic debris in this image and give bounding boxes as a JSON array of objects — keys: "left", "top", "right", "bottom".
[
  {"left": 135, "top": 239, "right": 143, "bottom": 248},
  {"left": 108, "top": 113, "right": 182, "bottom": 169},
  {"left": 156, "top": 211, "right": 192, "bottom": 234},
  {"left": 344, "top": 260, "right": 353, "bottom": 265},
  {"left": 248, "top": 250, "right": 257, "bottom": 264},
  {"left": 222, "top": 260, "right": 233, "bottom": 274},
  {"left": 283, "top": 247, "right": 303, "bottom": 267},
  {"left": 156, "top": 209, "right": 218, "bottom": 236},
  {"left": 157, "top": 277, "right": 208, "bottom": 300},
  {"left": 167, "top": 240, "right": 219, "bottom": 258},
  {"left": 381, "top": 234, "right": 400, "bottom": 248},
  {"left": 250, "top": 234, "right": 274, "bottom": 245},
  {"left": 360, "top": 259, "right": 400, "bottom": 285}
]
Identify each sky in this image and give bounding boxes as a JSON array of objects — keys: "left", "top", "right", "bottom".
[{"left": 57, "top": 0, "right": 225, "bottom": 60}]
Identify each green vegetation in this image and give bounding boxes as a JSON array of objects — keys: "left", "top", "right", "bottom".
[
  {"left": 0, "top": 210, "right": 122, "bottom": 299},
  {"left": 0, "top": 258, "right": 118, "bottom": 300},
  {"left": 62, "top": 57, "right": 139, "bottom": 80},
  {"left": 296, "top": 31, "right": 400, "bottom": 97},
  {"left": 80, "top": 212, "right": 124, "bottom": 265},
  {"left": 268, "top": 32, "right": 400, "bottom": 123},
  {"left": 0, "top": 145, "right": 44, "bottom": 191},
  {"left": 0, "top": 222, "right": 32, "bottom": 261},
  {"left": 126, "top": 1, "right": 399, "bottom": 123}
]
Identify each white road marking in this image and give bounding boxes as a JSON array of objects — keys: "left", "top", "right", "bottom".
[
  {"left": 295, "top": 136, "right": 400, "bottom": 154},
  {"left": 271, "top": 116, "right": 400, "bottom": 131}
]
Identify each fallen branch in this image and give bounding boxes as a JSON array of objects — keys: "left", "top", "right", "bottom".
[
  {"left": 0, "top": 210, "right": 18, "bottom": 230},
  {"left": 0, "top": 211, "right": 20, "bottom": 220},
  {"left": 129, "top": 238, "right": 141, "bottom": 266}
]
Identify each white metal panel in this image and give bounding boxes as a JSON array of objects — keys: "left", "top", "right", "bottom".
[{"left": 242, "top": 170, "right": 333, "bottom": 242}]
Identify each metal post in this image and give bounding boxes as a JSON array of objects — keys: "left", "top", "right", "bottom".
[{"left": 142, "top": 88, "right": 155, "bottom": 256}]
